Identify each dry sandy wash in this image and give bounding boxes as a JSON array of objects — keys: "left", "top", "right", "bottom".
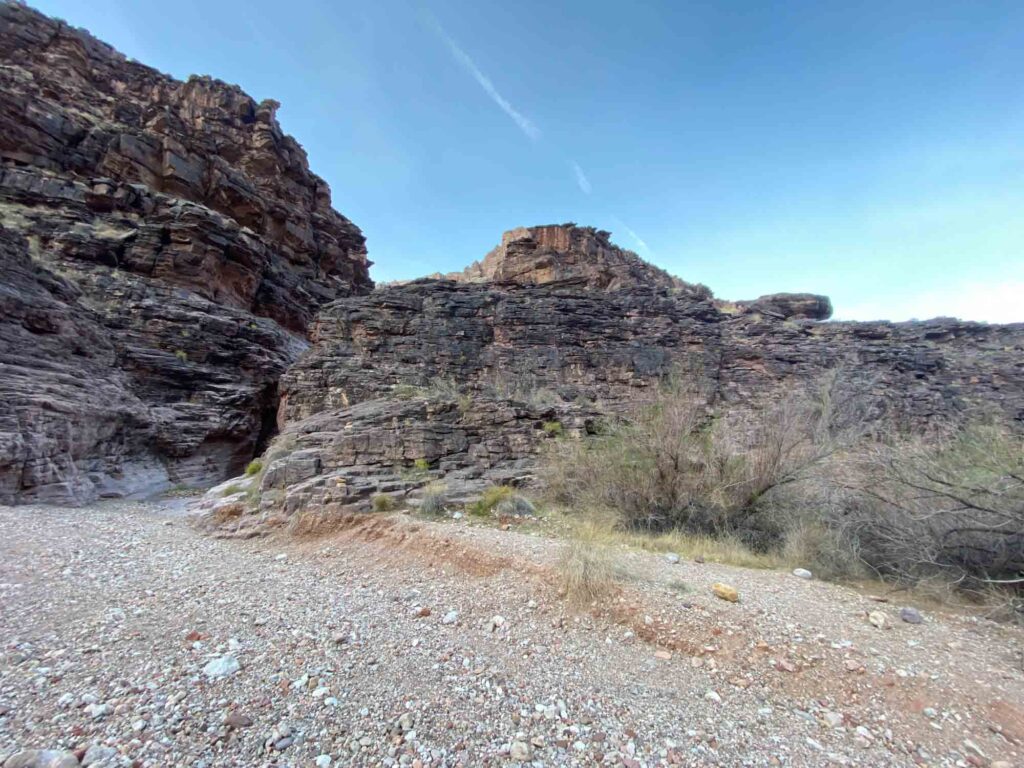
[{"left": 1, "top": 502, "right": 1022, "bottom": 767}]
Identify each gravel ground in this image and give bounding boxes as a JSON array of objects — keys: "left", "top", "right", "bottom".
[{"left": 1, "top": 502, "right": 1022, "bottom": 768}]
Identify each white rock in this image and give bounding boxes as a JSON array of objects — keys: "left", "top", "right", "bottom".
[
  {"left": 792, "top": 568, "right": 813, "bottom": 580},
  {"left": 82, "top": 744, "right": 117, "bottom": 766},
  {"left": 203, "top": 655, "right": 240, "bottom": 679},
  {"left": 2, "top": 750, "right": 80, "bottom": 768},
  {"left": 704, "top": 690, "right": 722, "bottom": 704},
  {"left": 489, "top": 615, "right": 506, "bottom": 632},
  {"left": 664, "top": 552, "right": 680, "bottom": 564},
  {"left": 441, "top": 610, "right": 459, "bottom": 625},
  {"left": 84, "top": 702, "right": 111, "bottom": 719},
  {"left": 315, "top": 756, "right": 332, "bottom": 768},
  {"left": 821, "top": 711, "right": 844, "bottom": 728},
  {"left": 509, "top": 741, "right": 532, "bottom": 761}
]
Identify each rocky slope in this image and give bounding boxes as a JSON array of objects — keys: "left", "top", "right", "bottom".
[
  {"left": 203, "top": 223, "right": 1022, "bottom": 529},
  {"left": 2, "top": 500, "right": 1022, "bottom": 767},
  {"left": 0, "top": 3, "right": 370, "bottom": 504}
]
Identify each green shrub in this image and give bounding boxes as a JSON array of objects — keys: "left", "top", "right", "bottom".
[
  {"left": 173, "top": 349, "right": 188, "bottom": 362},
  {"left": 413, "top": 458, "right": 430, "bottom": 472},
  {"left": 496, "top": 495, "right": 536, "bottom": 517},
  {"left": 843, "top": 423, "right": 1024, "bottom": 589},
  {"left": 220, "top": 483, "right": 245, "bottom": 497},
  {"left": 469, "top": 485, "right": 514, "bottom": 517},
  {"left": 542, "top": 420, "right": 563, "bottom": 437},
  {"left": 245, "top": 459, "right": 263, "bottom": 476},
  {"left": 371, "top": 493, "right": 397, "bottom": 512},
  {"left": 469, "top": 486, "right": 537, "bottom": 518},
  {"left": 391, "top": 384, "right": 425, "bottom": 400}
]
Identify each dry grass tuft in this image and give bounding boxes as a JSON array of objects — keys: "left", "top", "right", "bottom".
[{"left": 557, "top": 515, "right": 624, "bottom": 607}]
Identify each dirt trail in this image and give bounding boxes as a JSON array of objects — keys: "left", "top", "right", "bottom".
[{"left": 1, "top": 502, "right": 1021, "bottom": 767}]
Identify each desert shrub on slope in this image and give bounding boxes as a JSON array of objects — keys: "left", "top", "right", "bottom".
[
  {"left": 843, "top": 424, "right": 1024, "bottom": 591},
  {"left": 543, "top": 372, "right": 862, "bottom": 541}
]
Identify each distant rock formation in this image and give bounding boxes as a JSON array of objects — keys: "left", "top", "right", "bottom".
[
  {"left": 0, "top": 3, "right": 370, "bottom": 504},
  {"left": 226, "top": 228, "right": 1022, "bottom": 532},
  {"left": 444, "top": 224, "right": 711, "bottom": 298}
]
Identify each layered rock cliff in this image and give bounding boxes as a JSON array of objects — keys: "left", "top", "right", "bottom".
[
  {"left": 445, "top": 224, "right": 711, "bottom": 298},
  {"left": 218, "top": 224, "right": 1022, "bottom": 530},
  {"left": 0, "top": 3, "right": 370, "bottom": 504}
]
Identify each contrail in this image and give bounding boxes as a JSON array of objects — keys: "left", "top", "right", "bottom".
[
  {"left": 612, "top": 217, "right": 650, "bottom": 253},
  {"left": 432, "top": 20, "right": 541, "bottom": 141},
  {"left": 572, "top": 162, "right": 592, "bottom": 194}
]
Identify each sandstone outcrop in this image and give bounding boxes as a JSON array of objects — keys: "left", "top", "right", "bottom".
[{"left": 0, "top": 4, "right": 370, "bottom": 504}]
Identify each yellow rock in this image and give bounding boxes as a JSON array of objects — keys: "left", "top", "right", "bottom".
[{"left": 711, "top": 583, "right": 739, "bottom": 602}]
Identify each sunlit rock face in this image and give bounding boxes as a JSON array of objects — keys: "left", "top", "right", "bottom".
[{"left": 0, "top": 4, "right": 370, "bottom": 504}]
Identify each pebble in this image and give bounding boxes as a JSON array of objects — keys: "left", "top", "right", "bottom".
[
  {"left": 711, "top": 583, "right": 738, "bottom": 602},
  {"left": 84, "top": 702, "right": 111, "bottom": 719},
  {"left": 664, "top": 552, "right": 680, "bottom": 564},
  {"left": 791, "top": 568, "right": 813, "bottom": 580},
  {"left": 509, "top": 741, "right": 532, "bottom": 761},
  {"left": 315, "top": 755, "right": 332, "bottom": 767},
  {"left": 81, "top": 744, "right": 117, "bottom": 766},
  {"left": 203, "top": 654, "right": 240, "bottom": 678},
  {"left": 900, "top": 606, "right": 924, "bottom": 624},
  {"left": 867, "top": 610, "right": 888, "bottom": 630},
  {"left": 441, "top": 610, "right": 459, "bottom": 625}
]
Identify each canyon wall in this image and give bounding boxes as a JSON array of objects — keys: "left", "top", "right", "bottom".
[
  {"left": 0, "top": 3, "right": 371, "bottom": 504},
  {"left": 235, "top": 225, "right": 1023, "bottom": 528}
]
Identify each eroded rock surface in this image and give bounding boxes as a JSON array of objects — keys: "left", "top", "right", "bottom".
[
  {"left": 444, "top": 224, "right": 711, "bottom": 298},
  {"left": 223, "top": 241, "right": 1022, "bottom": 528},
  {"left": 0, "top": 4, "right": 370, "bottom": 504}
]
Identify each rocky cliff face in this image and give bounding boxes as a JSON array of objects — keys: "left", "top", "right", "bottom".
[
  {"left": 221, "top": 226, "right": 1022, "bottom": 530},
  {"left": 0, "top": 4, "right": 371, "bottom": 504}
]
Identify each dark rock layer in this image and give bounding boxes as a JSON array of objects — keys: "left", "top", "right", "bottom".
[
  {"left": 0, "top": 4, "right": 370, "bottom": 504},
  {"left": 246, "top": 271, "right": 1022, "bottom": 522}
]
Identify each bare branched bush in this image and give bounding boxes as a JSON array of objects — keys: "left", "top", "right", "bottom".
[{"left": 843, "top": 424, "right": 1024, "bottom": 592}]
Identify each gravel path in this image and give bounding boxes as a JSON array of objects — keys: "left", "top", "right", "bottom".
[{"left": 1, "top": 502, "right": 1022, "bottom": 767}]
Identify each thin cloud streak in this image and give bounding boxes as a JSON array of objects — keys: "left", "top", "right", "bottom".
[
  {"left": 572, "top": 162, "right": 592, "bottom": 194},
  {"left": 432, "top": 20, "right": 540, "bottom": 141},
  {"left": 613, "top": 217, "right": 650, "bottom": 253}
]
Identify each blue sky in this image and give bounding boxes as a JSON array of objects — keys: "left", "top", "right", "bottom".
[{"left": 31, "top": 0, "right": 1024, "bottom": 322}]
